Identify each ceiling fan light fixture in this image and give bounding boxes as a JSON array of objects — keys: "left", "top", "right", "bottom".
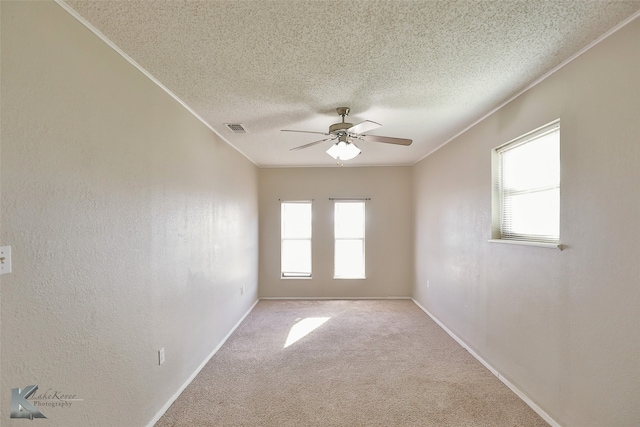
[{"left": 326, "top": 140, "right": 361, "bottom": 161}]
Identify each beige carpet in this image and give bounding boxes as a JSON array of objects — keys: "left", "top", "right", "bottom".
[{"left": 155, "top": 300, "right": 549, "bottom": 426}]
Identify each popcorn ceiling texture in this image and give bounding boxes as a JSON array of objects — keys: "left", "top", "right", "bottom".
[{"left": 63, "top": 0, "right": 640, "bottom": 167}]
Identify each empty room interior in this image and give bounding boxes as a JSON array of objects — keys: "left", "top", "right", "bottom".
[{"left": 1, "top": 1, "right": 639, "bottom": 426}]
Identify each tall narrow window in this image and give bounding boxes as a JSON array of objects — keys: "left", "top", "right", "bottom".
[
  {"left": 281, "top": 201, "right": 312, "bottom": 278},
  {"left": 334, "top": 201, "right": 365, "bottom": 279},
  {"left": 494, "top": 120, "right": 560, "bottom": 244}
]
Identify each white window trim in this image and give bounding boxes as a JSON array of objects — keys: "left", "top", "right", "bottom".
[
  {"left": 488, "top": 239, "right": 562, "bottom": 250},
  {"left": 280, "top": 200, "right": 313, "bottom": 279},
  {"left": 491, "top": 120, "right": 561, "bottom": 247},
  {"left": 333, "top": 200, "right": 366, "bottom": 279}
]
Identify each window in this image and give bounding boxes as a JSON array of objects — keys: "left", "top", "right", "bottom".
[
  {"left": 281, "top": 201, "right": 312, "bottom": 278},
  {"left": 492, "top": 120, "right": 560, "bottom": 245},
  {"left": 334, "top": 201, "right": 365, "bottom": 278}
]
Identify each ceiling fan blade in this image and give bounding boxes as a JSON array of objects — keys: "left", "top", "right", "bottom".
[
  {"left": 347, "top": 120, "right": 381, "bottom": 134},
  {"left": 362, "top": 135, "right": 412, "bottom": 146},
  {"left": 290, "top": 137, "right": 335, "bottom": 151},
  {"left": 282, "top": 129, "right": 331, "bottom": 136}
]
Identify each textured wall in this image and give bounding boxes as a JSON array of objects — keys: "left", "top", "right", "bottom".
[
  {"left": 0, "top": 2, "right": 258, "bottom": 426},
  {"left": 413, "top": 17, "right": 640, "bottom": 427},
  {"left": 259, "top": 167, "right": 413, "bottom": 298}
]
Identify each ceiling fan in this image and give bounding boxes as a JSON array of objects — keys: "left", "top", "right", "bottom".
[{"left": 282, "top": 107, "right": 412, "bottom": 162}]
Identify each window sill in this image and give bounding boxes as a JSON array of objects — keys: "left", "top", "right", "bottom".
[
  {"left": 488, "top": 239, "right": 562, "bottom": 250},
  {"left": 281, "top": 276, "right": 313, "bottom": 280}
]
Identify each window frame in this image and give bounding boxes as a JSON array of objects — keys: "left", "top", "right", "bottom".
[
  {"left": 280, "top": 200, "right": 313, "bottom": 279},
  {"left": 490, "top": 120, "right": 562, "bottom": 249},
  {"left": 333, "top": 200, "right": 366, "bottom": 279}
]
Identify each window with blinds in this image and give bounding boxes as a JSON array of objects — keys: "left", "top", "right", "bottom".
[
  {"left": 334, "top": 201, "right": 366, "bottom": 279},
  {"left": 281, "top": 201, "right": 312, "bottom": 278},
  {"left": 495, "top": 121, "right": 560, "bottom": 244}
]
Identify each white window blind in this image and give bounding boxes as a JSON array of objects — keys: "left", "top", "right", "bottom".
[
  {"left": 334, "top": 201, "right": 365, "bottom": 279},
  {"left": 281, "top": 201, "right": 312, "bottom": 278},
  {"left": 497, "top": 122, "right": 560, "bottom": 244}
]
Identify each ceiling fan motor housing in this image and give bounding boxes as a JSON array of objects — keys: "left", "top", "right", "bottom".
[{"left": 329, "top": 122, "right": 353, "bottom": 135}]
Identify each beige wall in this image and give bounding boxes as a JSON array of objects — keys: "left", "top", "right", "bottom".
[
  {"left": 259, "top": 167, "right": 413, "bottom": 298},
  {"left": 413, "top": 17, "right": 640, "bottom": 427},
  {"left": 1, "top": 2, "right": 258, "bottom": 426}
]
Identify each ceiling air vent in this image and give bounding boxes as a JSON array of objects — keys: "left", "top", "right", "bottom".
[{"left": 224, "top": 123, "right": 247, "bottom": 134}]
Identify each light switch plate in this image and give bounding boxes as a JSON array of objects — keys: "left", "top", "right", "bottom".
[
  {"left": 158, "top": 348, "right": 165, "bottom": 366},
  {"left": 0, "top": 246, "right": 11, "bottom": 275}
]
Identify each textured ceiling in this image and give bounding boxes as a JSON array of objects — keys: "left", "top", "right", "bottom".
[{"left": 62, "top": 0, "right": 640, "bottom": 167}]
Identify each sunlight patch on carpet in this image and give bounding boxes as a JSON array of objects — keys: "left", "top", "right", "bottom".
[{"left": 284, "top": 317, "right": 330, "bottom": 348}]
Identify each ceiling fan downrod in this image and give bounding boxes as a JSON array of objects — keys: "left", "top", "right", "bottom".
[{"left": 336, "top": 107, "right": 350, "bottom": 120}]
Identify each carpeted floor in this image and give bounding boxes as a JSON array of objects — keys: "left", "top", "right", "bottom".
[{"left": 155, "top": 299, "right": 549, "bottom": 426}]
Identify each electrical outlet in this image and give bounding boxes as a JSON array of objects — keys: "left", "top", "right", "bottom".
[
  {"left": 241, "top": 285, "right": 245, "bottom": 295},
  {"left": 427, "top": 280, "right": 430, "bottom": 288},
  {"left": 158, "top": 348, "right": 165, "bottom": 366},
  {"left": 0, "top": 246, "right": 12, "bottom": 275}
]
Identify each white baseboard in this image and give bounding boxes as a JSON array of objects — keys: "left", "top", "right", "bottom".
[
  {"left": 259, "top": 296, "right": 412, "bottom": 300},
  {"left": 146, "top": 299, "right": 260, "bottom": 427},
  {"left": 411, "top": 298, "right": 561, "bottom": 427}
]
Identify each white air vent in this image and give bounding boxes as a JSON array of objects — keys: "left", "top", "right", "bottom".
[{"left": 224, "top": 123, "right": 247, "bottom": 134}]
